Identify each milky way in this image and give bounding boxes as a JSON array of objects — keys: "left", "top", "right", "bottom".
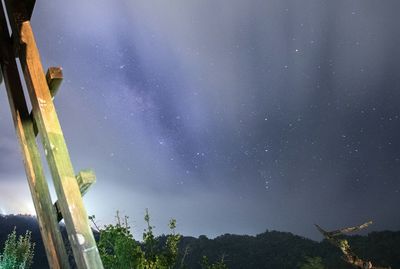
[{"left": 0, "top": 0, "right": 400, "bottom": 240}]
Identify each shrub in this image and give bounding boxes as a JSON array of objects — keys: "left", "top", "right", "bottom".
[
  {"left": 90, "top": 209, "right": 180, "bottom": 269},
  {"left": 0, "top": 228, "right": 35, "bottom": 269}
]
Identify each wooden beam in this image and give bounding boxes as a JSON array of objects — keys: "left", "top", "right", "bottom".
[
  {"left": 5, "top": 1, "right": 104, "bottom": 268},
  {"left": 0, "top": 8, "right": 70, "bottom": 269},
  {"left": 47, "top": 66, "right": 63, "bottom": 98},
  {"left": 4, "top": 0, "right": 35, "bottom": 21},
  {"left": 31, "top": 67, "right": 63, "bottom": 135},
  {"left": 55, "top": 170, "right": 96, "bottom": 222},
  {"left": 24, "top": 0, "right": 36, "bottom": 20},
  {"left": 76, "top": 170, "right": 96, "bottom": 197}
]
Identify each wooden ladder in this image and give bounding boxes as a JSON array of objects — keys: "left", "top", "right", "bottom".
[{"left": 0, "top": 1, "right": 104, "bottom": 268}]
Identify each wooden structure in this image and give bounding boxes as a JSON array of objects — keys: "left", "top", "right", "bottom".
[{"left": 0, "top": 1, "right": 104, "bottom": 268}]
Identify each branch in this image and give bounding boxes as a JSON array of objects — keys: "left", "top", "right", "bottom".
[
  {"left": 88, "top": 215, "right": 101, "bottom": 232},
  {"left": 315, "top": 222, "right": 391, "bottom": 269}
]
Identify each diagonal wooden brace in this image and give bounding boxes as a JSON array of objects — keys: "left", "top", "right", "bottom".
[
  {"left": 54, "top": 170, "right": 96, "bottom": 222},
  {"left": 0, "top": 10, "right": 70, "bottom": 269}
]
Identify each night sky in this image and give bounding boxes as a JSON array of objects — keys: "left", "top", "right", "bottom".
[{"left": 1, "top": 0, "right": 400, "bottom": 240}]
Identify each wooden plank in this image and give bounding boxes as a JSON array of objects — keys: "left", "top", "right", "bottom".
[
  {"left": 76, "top": 170, "right": 96, "bottom": 197},
  {"left": 5, "top": 1, "right": 105, "bottom": 268},
  {"left": 0, "top": 9, "right": 70, "bottom": 269},
  {"left": 31, "top": 67, "right": 63, "bottom": 135},
  {"left": 55, "top": 170, "right": 96, "bottom": 222}
]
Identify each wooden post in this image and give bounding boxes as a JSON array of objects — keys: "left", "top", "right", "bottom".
[
  {"left": 0, "top": 8, "right": 70, "bottom": 269},
  {"left": 3, "top": 1, "right": 104, "bottom": 268}
]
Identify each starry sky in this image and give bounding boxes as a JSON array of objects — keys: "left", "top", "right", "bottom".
[{"left": 1, "top": 0, "right": 400, "bottom": 240}]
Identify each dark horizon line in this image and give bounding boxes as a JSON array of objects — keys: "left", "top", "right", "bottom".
[{"left": 1, "top": 213, "right": 398, "bottom": 243}]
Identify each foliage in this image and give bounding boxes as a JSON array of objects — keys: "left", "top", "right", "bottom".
[
  {"left": 90, "top": 209, "right": 181, "bottom": 269},
  {"left": 298, "top": 256, "right": 325, "bottom": 269},
  {"left": 200, "top": 255, "right": 228, "bottom": 269},
  {"left": 0, "top": 228, "right": 35, "bottom": 269},
  {"left": 1, "top": 215, "right": 399, "bottom": 269},
  {"left": 91, "top": 212, "right": 142, "bottom": 268}
]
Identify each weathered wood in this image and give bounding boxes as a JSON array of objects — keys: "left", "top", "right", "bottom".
[
  {"left": 316, "top": 222, "right": 391, "bottom": 269},
  {"left": 47, "top": 66, "right": 63, "bottom": 98},
  {"left": 315, "top": 221, "right": 373, "bottom": 238},
  {"left": 31, "top": 67, "right": 63, "bottom": 135},
  {"left": 76, "top": 170, "right": 96, "bottom": 197},
  {"left": 55, "top": 170, "right": 96, "bottom": 222},
  {"left": 0, "top": 7, "right": 70, "bottom": 269},
  {"left": 5, "top": 1, "right": 104, "bottom": 268}
]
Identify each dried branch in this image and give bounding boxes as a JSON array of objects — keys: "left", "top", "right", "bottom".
[{"left": 315, "top": 221, "right": 391, "bottom": 269}]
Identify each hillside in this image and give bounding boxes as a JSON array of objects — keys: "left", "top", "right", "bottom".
[{"left": 0, "top": 215, "right": 398, "bottom": 269}]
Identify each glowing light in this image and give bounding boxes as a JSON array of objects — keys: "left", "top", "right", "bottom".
[
  {"left": 0, "top": 207, "right": 6, "bottom": 215},
  {"left": 25, "top": 202, "right": 36, "bottom": 216}
]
